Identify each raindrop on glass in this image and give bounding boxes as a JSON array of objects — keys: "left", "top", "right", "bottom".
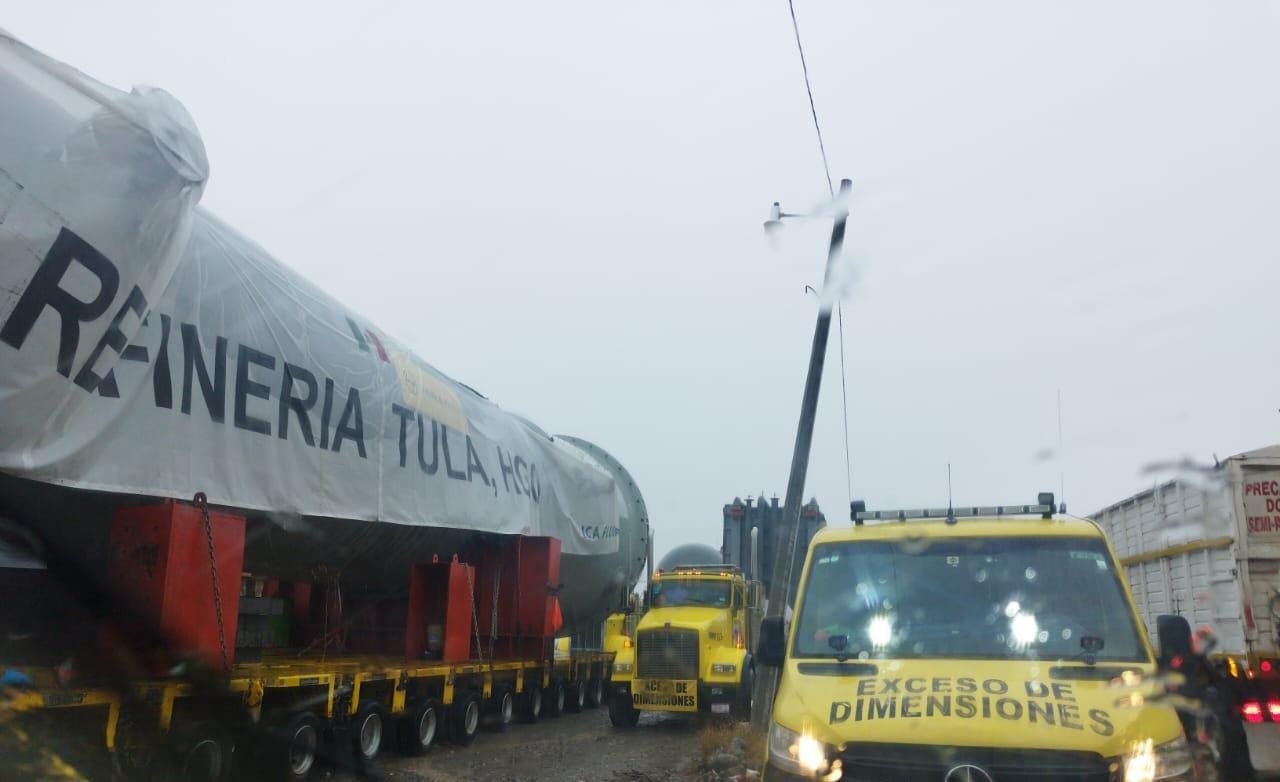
[{"left": 1025, "top": 567, "right": 1037, "bottom": 581}]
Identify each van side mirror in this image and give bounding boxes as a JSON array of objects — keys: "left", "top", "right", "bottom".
[
  {"left": 1156, "top": 614, "right": 1193, "bottom": 667},
  {"left": 757, "top": 616, "right": 787, "bottom": 667}
]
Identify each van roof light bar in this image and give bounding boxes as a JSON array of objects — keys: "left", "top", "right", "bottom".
[
  {"left": 854, "top": 494, "right": 1057, "bottom": 522},
  {"left": 670, "top": 564, "right": 740, "bottom": 575}
]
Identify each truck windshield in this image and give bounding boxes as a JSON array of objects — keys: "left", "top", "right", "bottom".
[
  {"left": 793, "top": 536, "right": 1147, "bottom": 662},
  {"left": 651, "top": 578, "right": 731, "bottom": 608}
]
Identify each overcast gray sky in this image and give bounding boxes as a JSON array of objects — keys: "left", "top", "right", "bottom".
[{"left": 7, "top": 1, "right": 1279, "bottom": 561}]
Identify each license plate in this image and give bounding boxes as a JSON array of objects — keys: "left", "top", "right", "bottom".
[
  {"left": 631, "top": 679, "right": 698, "bottom": 712},
  {"left": 711, "top": 702, "right": 730, "bottom": 714}
]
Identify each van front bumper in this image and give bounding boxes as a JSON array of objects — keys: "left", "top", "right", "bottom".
[{"left": 761, "top": 760, "right": 810, "bottom": 782}]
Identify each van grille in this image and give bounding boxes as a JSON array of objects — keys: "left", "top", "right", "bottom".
[
  {"left": 838, "top": 743, "right": 1119, "bottom": 782},
  {"left": 636, "top": 628, "right": 699, "bottom": 680}
]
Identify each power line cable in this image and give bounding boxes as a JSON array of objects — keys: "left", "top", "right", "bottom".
[{"left": 787, "top": 0, "right": 834, "bottom": 197}]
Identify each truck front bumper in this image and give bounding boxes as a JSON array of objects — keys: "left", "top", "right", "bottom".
[{"left": 611, "top": 681, "right": 740, "bottom": 714}]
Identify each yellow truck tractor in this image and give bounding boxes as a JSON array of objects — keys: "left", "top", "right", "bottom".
[
  {"left": 758, "top": 494, "right": 1217, "bottom": 782},
  {"left": 609, "top": 562, "right": 762, "bottom": 726}
]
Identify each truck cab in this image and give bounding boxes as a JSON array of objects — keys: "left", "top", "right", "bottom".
[
  {"left": 758, "top": 496, "right": 1199, "bottom": 782},
  {"left": 609, "top": 565, "right": 760, "bottom": 726}
]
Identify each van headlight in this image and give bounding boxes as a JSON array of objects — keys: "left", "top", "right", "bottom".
[
  {"left": 1123, "top": 735, "right": 1191, "bottom": 782},
  {"left": 768, "top": 721, "right": 837, "bottom": 778}
]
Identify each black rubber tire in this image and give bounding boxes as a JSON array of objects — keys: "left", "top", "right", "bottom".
[
  {"left": 351, "top": 701, "right": 386, "bottom": 766},
  {"left": 518, "top": 683, "right": 543, "bottom": 723},
  {"left": 733, "top": 666, "right": 755, "bottom": 721},
  {"left": 267, "top": 712, "right": 321, "bottom": 781},
  {"left": 566, "top": 679, "right": 586, "bottom": 713},
  {"left": 490, "top": 688, "right": 515, "bottom": 732},
  {"left": 544, "top": 680, "right": 566, "bottom": 718},
  {"left": 150, "top": 721, "right": 228, "bottom": 782},
  {"left": 1211, "top": 697, "right": 1255, "bottom": 782},
  {"left": 448, "top": 691, "right": 482, "bottom": 746},
  {"left": 608, "top": 691, "right": 640, "bottom": 729},
  {"left": 396, "top": 699, "right": 440, "bottom": 756},
  {"left": 585, "top": 677, "right": 606, "bottom": 709}
]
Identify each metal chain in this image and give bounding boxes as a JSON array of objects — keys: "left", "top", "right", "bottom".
[
  {"left": 193, "top": 492, "right": 229, "bottom": 673},
  {"left": 464, "top": 564, "right": 483, "bottom": 663},
  {"left": 488, "top": 566, "right": 501, "bottom": 663}
]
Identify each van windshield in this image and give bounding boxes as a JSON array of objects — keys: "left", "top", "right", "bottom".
[
  {"left": 793, "top": 536, "right": 1147, "bottom": 662},
  {"left": 651, "top": 578, "right": 731, "bottom": 608}
]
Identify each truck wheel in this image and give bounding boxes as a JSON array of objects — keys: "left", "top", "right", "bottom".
[
  {"left": 448, "top": 691, "right": 482, "bottom": 746},
  {"left": 396, "top": 699, "right": 439, "bottom": 756},
  {"left": 733, "top": 666, "right": 755, "bottom": 721},
  {"left": 351, "top": 701, "right": 386, "bottom": 765},
  {"left": 567, "top": 679, "right": 586, "bottom": 713},
  {"left": 608, "top": 692, "right": 640, "bottom": 729},
  {"left": 545, "top": 680, "right": 566, "bottom": 718},
  {"left": 490, "top": 688, "right": 514, "bottom": 732},
  {"left": 268, "top": 712, "right": 321, "bottom": 781},
  {"left": 585, "top": 677, "right": 606, "bottom": 708},
  {"left": 519, "top": 683, "right": 543, "bottom": 723}
]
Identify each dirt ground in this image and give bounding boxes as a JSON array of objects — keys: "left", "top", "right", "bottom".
[{"left": 337, "top": 708, "right": 702, "bottom": 782}]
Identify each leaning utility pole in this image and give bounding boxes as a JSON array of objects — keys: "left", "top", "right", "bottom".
[{"left": 752, "top": 178, "right": 852, "bottom": 726}]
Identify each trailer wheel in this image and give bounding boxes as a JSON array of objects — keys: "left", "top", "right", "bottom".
[
  {"left": 608, "top": 691, "right": 640, "bottom": 729},
  {"left": 351, "top": 701, "right": 386, "bottom": 765},
  {"left": 545, "top": 680, "right": 566, "bottom": 718},
  {"left": 396, "top": 699, "right": 440, "bottom": 756},
  {"left": 490, "top": 688, "right": 515, "bottom": 731},
  {"left": 585, "top": 677, "right": 606, "bottom": 708},
  {"left": 567, "top": 679, "right": 586, "bottom": 713},
  {"left": 151, "top": 721, "right": 228, "bottom": 782},
  {"left": 268, "top": 712, "right": 321, "bottom": 781},
  {"left": 448, "top": 691, "right": 482, "bottom": 746},
  {"left": 518, "top": 683, "right": 543, "bottom": 723}
]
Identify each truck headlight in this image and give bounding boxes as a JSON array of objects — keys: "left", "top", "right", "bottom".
[
  {"left": 1123, "top": 735, "right": 1191, "bottom": 782},
  {"left": 769, "top": 721, "right": 837, "bottom": 778},
  {"left": 711, "top": 663, "right": 737, "bottom": 675},
  {"left": 614, "top": 662, "right": 633, "bottom": 674}
]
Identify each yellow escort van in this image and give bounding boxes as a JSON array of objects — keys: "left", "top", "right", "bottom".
[{"left": 757, "top": 495, "right": 1202, "bottom": 782}]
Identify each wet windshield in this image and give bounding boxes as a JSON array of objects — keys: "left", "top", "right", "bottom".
[
  {"left": 651, "top": 578, "right": 731, "bottom": 609},
  {"left": 794, "top": 536, "right": 1147, "bottom": 662}
]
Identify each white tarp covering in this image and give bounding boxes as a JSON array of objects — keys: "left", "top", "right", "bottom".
[{"left": 0, "top": 31, "right": 621, "bottom": 556}]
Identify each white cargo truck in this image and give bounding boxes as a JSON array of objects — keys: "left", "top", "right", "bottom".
[{"left": 1092, "top": 444, "right": 1280, "bottom": 778}]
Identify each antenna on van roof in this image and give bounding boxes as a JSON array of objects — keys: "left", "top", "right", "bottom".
[
  {"left": 1057, "top": 389, "right": 1066, "bottom": 512},
  {"left": 946, "top": 464, "right": 956, "bottom": 525}
]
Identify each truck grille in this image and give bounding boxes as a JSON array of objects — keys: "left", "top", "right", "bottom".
[
  {"left": 636, "top": 628, "right": 699, "bottom": 679},
  {"left": 838, "top": 743, "right": 1119, "bottom": 782}
]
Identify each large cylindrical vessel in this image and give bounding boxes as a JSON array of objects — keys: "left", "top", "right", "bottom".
[{"left": 0, "top": 31, "right": 646, "bottom": 628}]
